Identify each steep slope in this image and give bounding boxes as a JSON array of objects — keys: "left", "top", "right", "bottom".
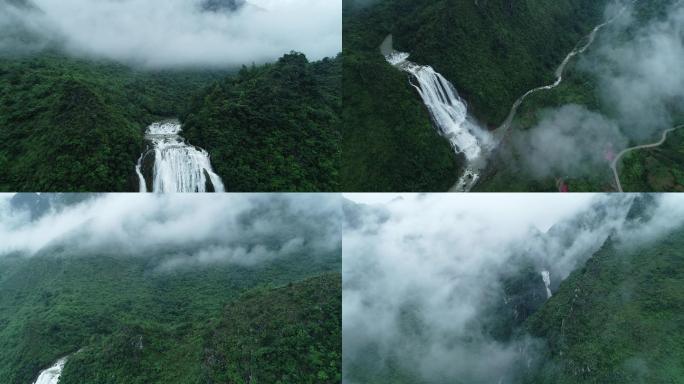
[
  {"left": 477, "top": 0, "right": 684, "bottom": 192},
  {"left": 342, "top": 1, "right": 460, "bottom": 192},
  {"left": 182, "top": 53, "right": 341, "bottom": 192},
  {"left": 0, "top": 252, "right": 340, "bottom": 383},
  {"left": 343, "top": 0, "right": 610, "bottom": 191},
  {"left": 618, "top": 127, "right": 684, "bottom": 192},
  {"left": 524, "top": 205, "right": 684, "bottom": 382},
  {"left": 1, "top": 51, "right": 341, "bottom": 192},
  {"left": 0, "top": 54, "right": 225, "bottom": 191},
  {"left": 201, "top": 273, "right": 341, "bottom": 383}
]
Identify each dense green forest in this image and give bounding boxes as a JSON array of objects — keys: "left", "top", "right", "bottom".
[
  {"left": 0, "top": 53, "right": 226, "bottom": 191},
  {"left": 476, "top": 0, "right": 684, "bottom": 192},
  {"left": 345, "top": 195, "right": 684, "bottom": 383},
  {"left": 342, "top": 0, "right": 609, "bottom": 191},
  {"left": 182, "top": 53, "right": 341, "bottom": 192},
  {"left": 0, "top": 252, "right": 340, "bottom": 383},
  {"left": 0, "top": 50, "right": 341, "bottom": 192},
  {"left": 525, "top": 223, "right": 684, "bottom": 382},
  {"left": 617, "top": 126, "right": 684, "bottom": 192}
]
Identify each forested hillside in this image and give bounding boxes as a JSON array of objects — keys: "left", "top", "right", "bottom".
[
  {"left": 344, "top": 195, "right": 684, "bottom": 383},
  {"left": 342, "top": 0, "right": 608, "bottom": 191},
  {"left": 183, "top": 53, "right": 342, "bottom": 192},
  {"left": 0, "top": 52, "right": 341, "bottom": 192},
  {"left": 524, "top": 200, "right": 684, "bottom": 382},
  {"left": 0, "top": 254, "right": 340, "bottom": 383},
  {"left": 0, "top": 53, "right": 225, "bottom": 191},
  {"left": 475, "top": 0, "right": 684, "bottom": 192}
]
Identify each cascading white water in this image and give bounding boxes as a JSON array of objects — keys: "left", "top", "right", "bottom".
[
  {"left": 33, "top": 357, "right": 67, "bottom": 384},
  {"left": 138, "top": 121, "right": 225, "bottom": 193},
  {"left": 541, "top": 270, "right": 552, "bottom": 299},
  {"left": 382, "top": 2, "right": 632, "bottom": 192},
  {"left": 385, "top": 48, "right": 493, "bottom": 191}
]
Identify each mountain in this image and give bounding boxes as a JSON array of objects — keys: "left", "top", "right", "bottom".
[
  {"left": 182, "top": 53, "right": 342, "bottom": 192},
  {"left": 0, "top": 53, "right": 225, "bottom": 191},
  {"left": 344, "top": 195, "right": 683, "bottom": 383},
  {"left": 0, "top": 252, "right": 340, "bottom": 383},
  {"left": 201, "top": 273, "right": 341, "bottom": 383},
  {"left": 524, "top": 224, "right": 684, "bottom": 382},
  {"left": 342, "top": 0, "right": 609, "bottom": 191},
  {"left": 487, "top": 195, "right": 684, "bottom": 383},
  {"left": 0, "top": 51, "right": 340, "bottom": 192},
  {"left": 475, "top": 0, "right": 684, "bottom": 192}
]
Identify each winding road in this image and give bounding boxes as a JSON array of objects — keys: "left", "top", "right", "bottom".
[
  {"left": 611, "top": 125, "right": 684, "bottom": 192},
  {"left": 494, "top": 2, "right": 634, "bottom": 141}
]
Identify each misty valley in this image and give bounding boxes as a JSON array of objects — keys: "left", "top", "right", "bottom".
[
  {"left": 3, "top": 1, "right": 684, "bottom": 383},
  {"left": 343, "top": 0, "right": 684, "bottom": 192},
  {"left": 343, "top": 193, "right": 684, "bottom": 383},
  {"left": 0, "top": 194, "right": 342, "bottom": 383}
]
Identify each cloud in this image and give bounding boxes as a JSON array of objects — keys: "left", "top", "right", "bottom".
[
  {"left": 511, "top": 0, "right": 684, "bottom": 179},
  {"left": 589, "top": 0, "right": 684, "bottom": 140},
  {"left": 0, "top": 193, "right": 341, "bottom": 269},
  {"left": 342, "top": 193, "right": 684, "bottom": 383},
  {"left": 512, "top": 105, "right": 627, "bottom": 179},
  {"left": 0, "top": 0, "right": 341, "bottom": 68}
]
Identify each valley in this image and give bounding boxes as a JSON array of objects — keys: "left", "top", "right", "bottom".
[
  {"left": 343, "top": 0, "right": 684, "bottom": 192},
  {"left": 343, "top": 193, "right": 684, "bottom": 383},
  {"left": 0, "top": 0, "right": 341, "bottom": 192},
  {"left": 0, "top": 193, "right": 342, "bottom": 384}
]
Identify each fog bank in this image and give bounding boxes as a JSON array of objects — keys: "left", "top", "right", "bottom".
[
  {"left": 343, "top": 193, "right": 684, "bottom": 383},
  {"left": 513, "top": 0, "right": 684, "bottom": 179},
  {"left": 0, "top": 0, "right": 341, "bottom": 68},
  {"left": 0, "top": 194, "right": 341, "bottom": 270}
]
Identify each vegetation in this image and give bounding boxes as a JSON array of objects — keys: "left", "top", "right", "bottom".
[
  {"left": 346, "top": 196, "right": 684, "bottom": 383},
  {"left": 525, "top": 229, "right": 684, "bottom": 383},
  {"left": 202, "top": 273, "right": 341, "bottom": 383},
  {"left": 477, "top": 0, "right": 684, "bottom": 192},
  {"left": 342, "top": 0, "right": 609, "bottom": 191},
  {"left": 0, "top": 50, "right": 341, "bottom": 192},
  {"left": 0, "top": 53, "right": 225, "bottom": 191},
  {"left": 617, "top": 122, "right": 684, "bottom": 192},
  {"left": 0, "top": 252, "right": 340, "bottom": 383},
  {"left": 341, "top": 47, "right": 460, "bottom": 191},
  {"left": 182, "top": 53, "right": 341, "bottom": 192}
]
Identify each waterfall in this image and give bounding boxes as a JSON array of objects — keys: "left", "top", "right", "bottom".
[
  {"left": 541, "top": 270, "right": 552, "bottom": 299},
  {"left": 137, "top": 121, "right": 225, "bottom": 193},
  {"left": 384, "top": 45, "right": 493, "bottom": 191},
  {"left": 33, "top": 357, "right": 67, "bottom": 384},
  {"left": 387, "top": 52, "right": 492, "bottom": 162},
  {"left": 135, "top": 154, "right": 147, "bottom": 193},
  {"left": 381, "top": 3, "right": 632, "bottom": 191}
]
